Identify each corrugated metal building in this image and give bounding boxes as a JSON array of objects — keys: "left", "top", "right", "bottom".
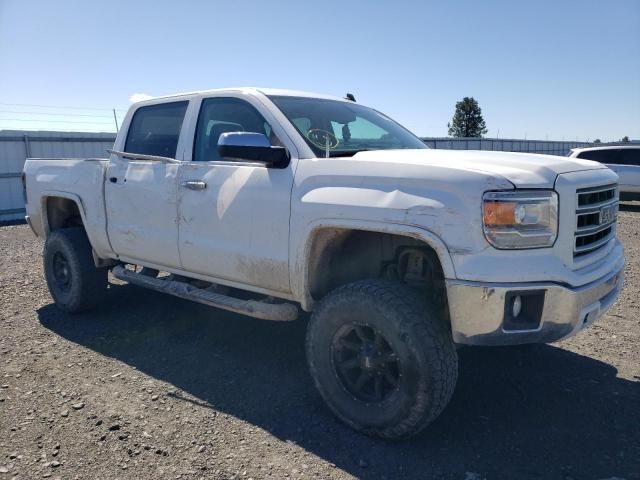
[
  {"left": 0, "top": 131, "right": 115, "bottom": 222},
  {"left": 0, "top": 130, "right": 598, "bottom": 223},
  {"left": 421, "top": 137, "right": 590, "bottom": 156}
]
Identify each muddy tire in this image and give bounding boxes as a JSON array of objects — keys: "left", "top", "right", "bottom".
[
  {"left": 43, "top": 227, "right": 107, "bottom": 313},
  {"left": 306, "top": 279, "right": 458, "bottom": 440}
]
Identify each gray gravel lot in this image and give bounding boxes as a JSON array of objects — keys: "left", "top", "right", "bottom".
[{"left": 1, "top": 207, "right": 639, "bottom": 480}]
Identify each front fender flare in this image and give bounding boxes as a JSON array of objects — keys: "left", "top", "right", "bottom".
[{"left": 292, "top": 219, "right": 455, "bottom": 311}]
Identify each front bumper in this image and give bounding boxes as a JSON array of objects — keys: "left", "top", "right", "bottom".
[{"left": 446, "top": 256, "right": 624, "bottom": 346}]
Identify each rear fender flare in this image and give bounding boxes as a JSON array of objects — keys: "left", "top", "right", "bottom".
[{"left": 39, "top": 190, "right": 88, "bottom": 236}]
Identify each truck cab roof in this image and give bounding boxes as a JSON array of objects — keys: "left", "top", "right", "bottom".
[{"left": 132, "top": 87, "right": 352, "bottom": 106}]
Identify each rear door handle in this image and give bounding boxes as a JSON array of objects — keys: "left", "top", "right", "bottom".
[{"left": 181, "top": 180, "right": 207, "bottom": 191}]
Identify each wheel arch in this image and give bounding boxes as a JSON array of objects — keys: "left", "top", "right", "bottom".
[
  {"left": 39, "top": 191, "right": 113, "bottom": 268},
  {"left": 39, "top": 191, "right": 89, "bottom": 235},
  {"left": 294, "top": 220, "right": 455, "bottom": 311}
]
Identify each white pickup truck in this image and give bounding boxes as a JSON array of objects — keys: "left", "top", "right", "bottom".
[{"left": 23, "top": 88, "right": 624, "bottom": 439}]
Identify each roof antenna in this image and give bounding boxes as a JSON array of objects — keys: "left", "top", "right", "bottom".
[{"left": 345, "top": 93, "right": 356, "bottom": 102}]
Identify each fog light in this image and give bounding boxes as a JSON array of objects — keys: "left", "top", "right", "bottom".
[
  {"left": 503, "top": 290, "right": 545, "bottom": 332},
  {"left": 512, "top": 295, "right": 522, "bottom": 318}
]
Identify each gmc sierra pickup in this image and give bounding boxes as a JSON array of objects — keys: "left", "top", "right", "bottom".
[{"left": 23, "top": 88, "right": 624, "bottom": 439}]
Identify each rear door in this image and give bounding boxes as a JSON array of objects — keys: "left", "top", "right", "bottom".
[
  {"left": 618, "top": 149, "right": 640, "bottom": 192},
  {"left": 105, "top": 101, "right": 188, "bottom": 269}
]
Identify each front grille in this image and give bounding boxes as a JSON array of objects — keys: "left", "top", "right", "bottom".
[
  {"left": 574, "top": 184, "right": 618, "bottom": 257},
  {"left": 577, "top": 187, "right": 615, "bottom": 207}
]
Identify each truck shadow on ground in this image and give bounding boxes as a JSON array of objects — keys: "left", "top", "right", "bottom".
[{"left": 38, "top": 284, "right": 640, "bottom": 480}]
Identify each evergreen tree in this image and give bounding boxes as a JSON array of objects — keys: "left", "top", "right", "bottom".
[{"left": 448, "top": 97, "right": 488, "bottom": 138}]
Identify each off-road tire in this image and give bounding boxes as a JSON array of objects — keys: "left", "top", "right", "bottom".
[
  {"left": 306, "top": 279, "right": 458, "bottom": 440},
  {"left": 43, "top": 227, "right": 107, "bottom": 313}
]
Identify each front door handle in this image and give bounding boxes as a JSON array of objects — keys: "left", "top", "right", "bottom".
[{"left": 181, "top": 180, "right": 207, "bottom": 191}]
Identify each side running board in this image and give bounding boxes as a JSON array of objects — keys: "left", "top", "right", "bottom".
[{"left": 111, "top": 265, "right": 299, "bottom": 321}]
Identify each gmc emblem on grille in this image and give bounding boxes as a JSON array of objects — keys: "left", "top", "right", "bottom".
[{"left": 600, "top": 204, "right": 617, "bottom": 225}]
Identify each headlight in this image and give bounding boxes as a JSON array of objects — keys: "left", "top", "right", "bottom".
[{"left": 482, "top": 191, "right": 558, "bottom": 249}]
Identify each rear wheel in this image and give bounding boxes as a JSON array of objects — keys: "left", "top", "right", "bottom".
[
  {"left": 306, "top": 279, "right": 458, "bottom": 440},
  {"left": 43, "top": 227, "right": 108, "bottom": 313}
]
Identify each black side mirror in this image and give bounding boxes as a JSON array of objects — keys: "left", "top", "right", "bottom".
[{"left": 218, "top": 132, "right": 289, "bottom": 168}]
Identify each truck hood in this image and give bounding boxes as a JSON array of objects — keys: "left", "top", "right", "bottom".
[{"left": 351, "top": 149, "right": 607, "bottom": 188}]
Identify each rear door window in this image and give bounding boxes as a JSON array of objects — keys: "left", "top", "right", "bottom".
[
  {"left": 621, "top": 149, "right": 640, "bottom": 166},
  {"left": 125, "top": 101, "right": 188, "bottom": 157},
  {"left": 577, "top": 149, "right": 623, "bottom": 164}
]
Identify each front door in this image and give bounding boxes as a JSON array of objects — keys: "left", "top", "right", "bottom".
[
  {"left": 105, "top": 101, "right": 188, "bottom": 269},
  {"left": 177, "top": 96, "right": 294, "bottom": 293}
]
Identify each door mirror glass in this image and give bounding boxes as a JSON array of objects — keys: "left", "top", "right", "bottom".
[{"left": 218, "top": 132, "right": 289, "bottom": 168}]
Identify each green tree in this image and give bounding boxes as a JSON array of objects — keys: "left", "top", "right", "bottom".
[
  {"left": 593, "top": 138, "right": 601, "bottom": 143},
  {"left": 448, "top": 97, "right": 488, "bottom": 138},
  {"left": 620, "top": 136, "right": 630, "bottom": 143}
]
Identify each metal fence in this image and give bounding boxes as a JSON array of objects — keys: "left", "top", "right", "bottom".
[
  {"left": 0, "top": 130, "right": 602, "bottom": 223},
  {"left": 0, "top": 131, "right": 116, "bottom": 222},
  {"left": 421, "top": 137, "right": 591, "bottom": 156}
]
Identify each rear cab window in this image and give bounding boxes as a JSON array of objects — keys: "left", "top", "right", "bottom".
[{"left": 125, "top": 101, "right": 189, "bottom": 158}]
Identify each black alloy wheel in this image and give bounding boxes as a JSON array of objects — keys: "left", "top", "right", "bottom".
[{"left": 332, "top": 324, "right": 401, "bottom": 403}]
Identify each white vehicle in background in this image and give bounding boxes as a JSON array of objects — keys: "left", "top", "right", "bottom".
[
  {"left": 569, "top": 145, "right": 640, "bottom": 201},
  {"left": 22, "top": 88, "right": 625, "bottom": 439}
]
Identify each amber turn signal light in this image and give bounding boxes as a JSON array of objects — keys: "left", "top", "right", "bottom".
[{"left": 483, "top": 201, "right": 517, "bottom": 226}]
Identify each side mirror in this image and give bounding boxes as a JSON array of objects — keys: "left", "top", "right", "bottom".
[{"left": 218, "top": 132, "right": 289, "bottom": 168}]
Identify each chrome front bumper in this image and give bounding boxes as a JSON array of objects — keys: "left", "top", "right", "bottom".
[{"left": 446, "top": 257, "right": 624, "bottom": 346}]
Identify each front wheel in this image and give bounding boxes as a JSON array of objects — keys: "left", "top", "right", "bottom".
[
  {"left": 43, "top": 227, "right": 108, "bottom": 313},
  {"left": 306, "top": 279, "right": 458, "bottom": 440}
]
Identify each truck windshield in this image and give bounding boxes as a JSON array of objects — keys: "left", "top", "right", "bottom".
[{"left": 268, "top": 95, "right": 428, "bottom": 157}]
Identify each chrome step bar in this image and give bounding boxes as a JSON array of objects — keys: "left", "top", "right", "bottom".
[{"left": 112, "top": 265, "right": 299, "bottom": 321}]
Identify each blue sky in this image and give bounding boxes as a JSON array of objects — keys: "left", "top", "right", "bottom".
[{"left": 0, "top": 0, "right": 638, "bottom": 140}]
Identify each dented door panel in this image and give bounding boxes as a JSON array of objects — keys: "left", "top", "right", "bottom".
[{"left": 105, "top": 158, "right": 181, "bottom": 268}]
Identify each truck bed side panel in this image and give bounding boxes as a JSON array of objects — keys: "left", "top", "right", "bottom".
[{"left": 24, "top": 159, "right": 113, "bottom": 258}]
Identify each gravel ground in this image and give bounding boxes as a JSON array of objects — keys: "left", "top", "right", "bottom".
[{"left": 1, "top": 207, "right": 639, "bottom": 480}]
